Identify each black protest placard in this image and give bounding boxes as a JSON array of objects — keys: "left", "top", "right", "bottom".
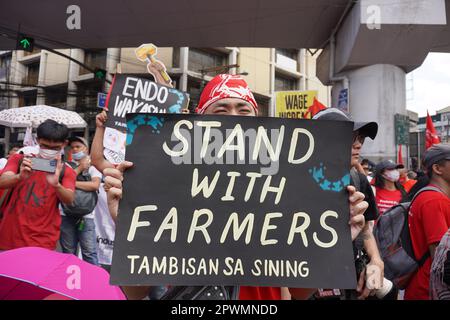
[
  {"left": 110, "top": 113, "right": 357, "bottom": 289},
  {"left": 105, "top": 74, "right": 189, "bottom": 131}
]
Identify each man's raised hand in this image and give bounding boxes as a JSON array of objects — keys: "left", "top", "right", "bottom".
[{"left": 103, "top": 161, "right": 133, "bottom": 223}]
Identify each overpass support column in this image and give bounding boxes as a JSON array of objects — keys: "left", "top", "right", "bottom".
[{"left": 331, "top": 64, "right": 406, "bottom": 162}]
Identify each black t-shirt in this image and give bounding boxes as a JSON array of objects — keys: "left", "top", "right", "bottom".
[
  {"left": 350, "top": 170, "right": 379, "bottom": 260},
  {"left": 350, "top": 171, "right": 379, "bottom": 222}
]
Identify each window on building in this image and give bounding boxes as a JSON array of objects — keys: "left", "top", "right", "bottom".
[
  {"left": 23, "top": 48, "right": 41, "bottom": 57},
  {"left": 188, "top": 48, "right": 227, "bottom": 74},
  {"left": 253, "top": 94, "right": 270, "bottom": 117},
  {"left": 19, "top": 90, "right": 37, "bottom": 107},
  {"left": 172, "top": 47, "right": 181, "bottom": 68},
  {"left": 276, "top": 48, "right": 299, "bottom": 72},
  {"left": 0, "top": 54, "right": 12, "bottom": 71},
  {"left": 23, "top": 63, "right": 40, "bottom": 86},
  {"left": 75, "top": 81, "right": 104, "bottom": 133},
  {"left": 186, "top": 76, "right": 203, "bottom": 112},
  {"left": 276, "top": 48, "right": 298, "bottom": 60},
  {"left": 45, "top": 86, "right": 67, "bottom": 108},
  {"left": 275, "top": 73, "right": 297, "bottom": 91},
  {"left": 80, "top": 49, "right": 107, "bottom": 75},
  {"left": 0, "top": 54, "right": 12, "bottom": 109},
  {"left": 76, "top": 81, "right": 103, "bottom": 112}
]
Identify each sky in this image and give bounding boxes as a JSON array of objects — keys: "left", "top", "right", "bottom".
[{"left": 406, "top": 52, "right": 450, "bottom": 117}]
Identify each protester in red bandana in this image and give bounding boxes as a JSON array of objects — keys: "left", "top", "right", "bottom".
[
  {"left": 194, "top": 74, "right": 259, "bottom": 116},
  {"left": 92, "top": 72, "right": 368, "bottom": 301}
]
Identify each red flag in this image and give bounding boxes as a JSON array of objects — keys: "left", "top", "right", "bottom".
[
  {"left": 306, "top": 97, "right": 327, "bottom": 118},
  {"left": 397, "top": 145, "right": 403, "bottom": 165},
  {"left": 426, "top": 111, "right": 440, "bottom": 150}
]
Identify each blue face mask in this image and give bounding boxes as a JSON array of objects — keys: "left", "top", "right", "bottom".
[{"left": 72, "top": 151, "right": 86, "bottom": 161}]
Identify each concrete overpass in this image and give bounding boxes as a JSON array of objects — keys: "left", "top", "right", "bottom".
[{"left": 1, "top": 0, "right": 449, "bottom": 161}]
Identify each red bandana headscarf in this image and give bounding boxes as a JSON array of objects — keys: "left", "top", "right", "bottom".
[{"left": 195, "top": 74, "right": 258, "bottom": 114}]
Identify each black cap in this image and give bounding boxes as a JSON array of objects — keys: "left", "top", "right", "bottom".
[
  {"left": 423, "top": 143, "right": 450, "bottom": 169},
  {"left": 312, "top": 108, "right": 378, "bottom": 140},
  {"left": 68, "top": 136, "right": 88, "bottom": 147},
  {"left": 375, "top": 159, "right": 404, "bottom": 173}
]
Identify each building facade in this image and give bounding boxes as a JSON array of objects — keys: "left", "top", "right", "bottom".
[
  {"left": 416, "top": 106, "right": 450, "bottom": 144},
  {"left": 407, "top": 107, "right": 450, "bottom": 171},
  {"left": 0, "top": 47, "right": 331, "bottom": 154}
]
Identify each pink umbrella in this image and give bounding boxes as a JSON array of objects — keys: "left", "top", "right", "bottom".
[{"left": 0, "top": 247, "right": 126, "bottom": 300}]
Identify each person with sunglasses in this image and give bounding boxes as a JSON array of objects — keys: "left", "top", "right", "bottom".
[{"left": 312, "top": 108, "right": 384, "bottom": 300}]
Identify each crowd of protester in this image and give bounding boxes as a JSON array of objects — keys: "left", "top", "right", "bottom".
[{"left": 0, "top": 69, "right": 448, "bottom": 301}]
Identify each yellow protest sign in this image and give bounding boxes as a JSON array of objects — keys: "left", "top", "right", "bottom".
[{"left": 275, "top": 91, "right": 318, "bottom": 119}]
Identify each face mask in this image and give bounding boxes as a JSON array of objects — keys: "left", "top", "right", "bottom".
[
  {"left": 383, "top": 170, "right": 400, "bottom": 183},
  {"left": 72, "top": 151, "right": 86, "bottom": 161},
  {"left": 39, "top": 148, "right": 60, "bottom": 160}
]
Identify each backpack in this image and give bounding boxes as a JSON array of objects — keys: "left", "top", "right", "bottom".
[
  {"left": 61, "top": 162, "right": 98, "bottom": 219},
  {"left": 374, "top": 186, "right": 443, "bottom": 289}
]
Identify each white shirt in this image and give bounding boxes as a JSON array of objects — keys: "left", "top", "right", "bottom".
[
  {"left": 0, "top": 158, "right": 8, "bottom": 170},
  {"left": 94, "top": 183, "right": 116, "bottom": 265}
]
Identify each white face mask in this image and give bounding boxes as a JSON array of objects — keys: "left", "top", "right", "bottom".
[
  {"left": 72, "top": 151, "right": 86, "bottom": 161},
  {"left": 383, "top": 170, "right": 400, "bottom": 183},
  {"left": 39, "top": 148, "right": 60, "bottom": 160}
]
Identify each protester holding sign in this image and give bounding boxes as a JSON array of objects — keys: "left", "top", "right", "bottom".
[{"left": 93, "top": 73, "right": 368, "bottom": 300}]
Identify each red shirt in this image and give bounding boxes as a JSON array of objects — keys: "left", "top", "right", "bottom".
[
  {"left": 239, "top": 286, "right": 281, "bottom": 300},
  {"left": 0, "top": 154, "right": 76, "bottom": 250},
  {"left": 405, "top": 186, "right": 450, "bottom": 300},
  {"left": 375, "top": 187, "right": 403, "bottom": 216},
  {"left": 402, "top": 179, "right": 417, "bottom": 193}
]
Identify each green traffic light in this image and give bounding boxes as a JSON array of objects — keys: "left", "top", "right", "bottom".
[
  {"left": 17, "top": 34, "right": 34, "bottom": 52},
  {"left": 94, "top": 68, "right": 107, "bottom": 79},
  {"left": 20, "top": 39, "right": 30, "bottom": 49}
]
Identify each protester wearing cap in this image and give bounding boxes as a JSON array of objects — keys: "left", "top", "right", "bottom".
[
  {"left": 406, "top": 144, "right": 450, "bottom": 300},
  {"left": 95, "top": 74, "right": 369, "bottom": 301},
  {"left": 59, "top": 136, "right": 102, "bottom": 266},
  {"left": 373, "top": 159, "right": 407, "bottom": 217},
  {"left": 312, "top": 107, "right": 378, "bottom": 139},
  {"left": 313, "top": 108, "right": 385, "bottom": 300}
]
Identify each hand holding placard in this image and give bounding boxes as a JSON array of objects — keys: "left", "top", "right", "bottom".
[
  {"left": 347, "top": 185, "right": 367, "bottom": 241},
  {"left": 103, "top": 161, "right": 133, "bottom": 223}
]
